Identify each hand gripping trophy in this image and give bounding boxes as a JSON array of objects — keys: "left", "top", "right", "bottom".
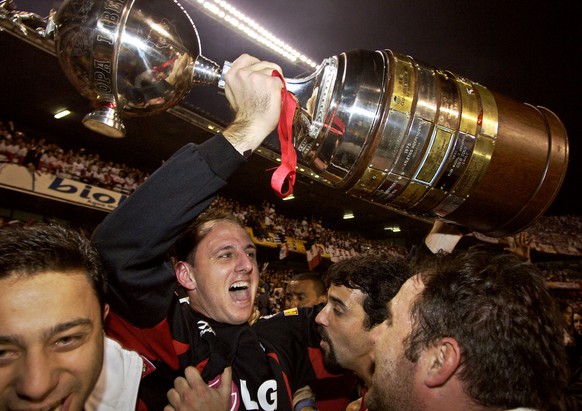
[{"left": 4, "top": 0, "right": 568, "bottom": 237}]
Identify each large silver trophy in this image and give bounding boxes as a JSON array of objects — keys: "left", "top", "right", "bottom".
[{"left": 50, "top": 0, "right": 568, "bottom": 237}]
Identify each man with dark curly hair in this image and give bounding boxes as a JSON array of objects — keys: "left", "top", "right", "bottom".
[
  {"left": 366, "top": 245, "right": 568, "bottom": 411},
  {"left": 315, "top": 255, "right": 410, "bottom": 411}
]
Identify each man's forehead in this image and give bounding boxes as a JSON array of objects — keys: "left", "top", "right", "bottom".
[
  {"left": 390, "top": 275, "right": 424, "bottom": 313},
  {"left": 200, "top": 221, "right": 253, "bottom": 246},
  {"left": 0, "top": 272, "right": 101, "bottom": 341},
  {"left": 328, "top": 284, "right": 365, "bottom": 306},
  {"left": 205, "top": 219, "right": 248, "bottom": 234},
  {"left": 1, "top": 269, "right": 93, "bottom": 288},
  {"left": 292, "top": 279, "right": 315, "bottom": 289}
]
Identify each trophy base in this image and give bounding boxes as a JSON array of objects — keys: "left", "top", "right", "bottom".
[{"left": 83, "top": 107, "right": 126, "bottom": 138}]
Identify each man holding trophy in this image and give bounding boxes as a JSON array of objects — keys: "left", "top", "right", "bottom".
[{"left": 92, "top": 54, "right": 346, "bottom": 411}]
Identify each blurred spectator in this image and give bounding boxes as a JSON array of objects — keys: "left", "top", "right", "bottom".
[
  {"left": 256, "top": 286, "right": 271, "bottom": 316},
  {"left": 284, "top": 272, "right": 327, "bottom": 309}
]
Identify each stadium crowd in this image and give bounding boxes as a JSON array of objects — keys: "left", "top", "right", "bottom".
[{"left": 1, "top": 117, "right": 580, "bottom": 302}]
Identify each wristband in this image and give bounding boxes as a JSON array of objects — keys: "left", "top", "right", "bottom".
[{"left": 294, "top": 398, "right": 318, "bottom": 411}]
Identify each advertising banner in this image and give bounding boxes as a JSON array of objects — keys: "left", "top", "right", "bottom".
[{"left": 0, "top": 164, "right": 127, "bottom": 212}]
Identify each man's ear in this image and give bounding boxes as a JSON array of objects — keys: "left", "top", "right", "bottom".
[
  {"left": 423, "top": 337, "right": 461, "bottom": 387},
  {"left": 175, "top": 261, "right": 197, "bottom": 291},
  {"left": 103, "top": 303, "right": 110, "bottom": 321}
]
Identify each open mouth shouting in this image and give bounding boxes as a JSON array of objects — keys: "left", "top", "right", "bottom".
[{"left": 229, "top": 280, "right": 252, "bottom": 303}]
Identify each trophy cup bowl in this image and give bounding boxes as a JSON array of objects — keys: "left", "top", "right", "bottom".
[
  {"left": 53, "top": 0, "right": 222, "bottom": 138},
  {"left": 52, "top": 0, "right": 569, "bottom": 237}
]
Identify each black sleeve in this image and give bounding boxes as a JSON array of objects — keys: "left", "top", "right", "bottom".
[{"left": 92, "top": 134, "right": 245, "bottom": 327}]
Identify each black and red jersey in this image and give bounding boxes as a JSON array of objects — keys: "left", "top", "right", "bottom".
[{"left": 93, "top": 135, "right": 344, "bottom": 410}]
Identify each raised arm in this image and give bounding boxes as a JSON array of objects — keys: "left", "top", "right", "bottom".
[{"left": 92, "top": 54, "right": 283, "bottom": 326}]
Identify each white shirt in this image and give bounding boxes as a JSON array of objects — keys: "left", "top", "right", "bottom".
[{"left": 86, "top": 337, "right": 143, "bottom": 411}]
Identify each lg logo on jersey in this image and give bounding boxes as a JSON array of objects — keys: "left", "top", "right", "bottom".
[
  {"left": 198, "top": 320, "right": 277, "bottom": 410},
  {"left": 239, "top": 379, "right": 277, "bottom": 411},
  {"left": 210, "top": 374, "right": 277, "bottom": 411}
]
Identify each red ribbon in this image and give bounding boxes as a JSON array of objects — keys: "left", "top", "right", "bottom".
[{"left": 270, "top": 70, "right": 297, "bottom": 198}]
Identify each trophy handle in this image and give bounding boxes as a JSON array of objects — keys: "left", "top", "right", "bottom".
[
  {"left": 193, "top": 55, "right": 229, "bottom": 89},
  {"left": 210, "top": 60, "right": 320, "bottom": 150}
]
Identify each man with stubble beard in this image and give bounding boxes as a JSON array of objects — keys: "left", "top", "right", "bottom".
[{"left": 315, "top": 254, "right": 410, "bottom": 411}]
